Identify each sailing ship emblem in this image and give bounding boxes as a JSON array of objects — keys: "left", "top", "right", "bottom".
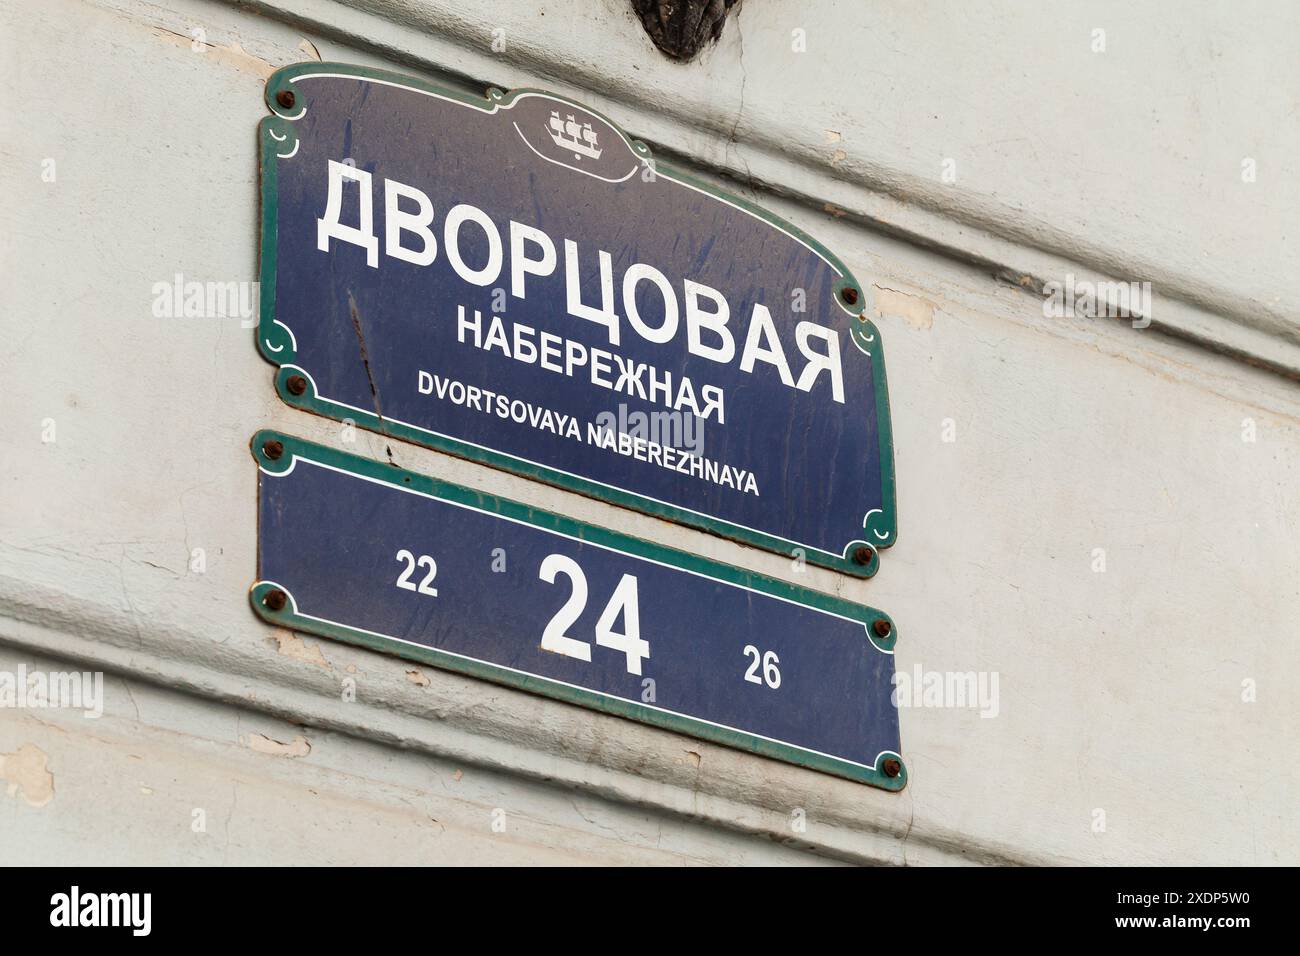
[{"left": 547, "top": 110, "right": 602, "bottom": 160}]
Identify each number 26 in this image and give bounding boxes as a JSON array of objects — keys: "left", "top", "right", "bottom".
[{"left": 743, "top": 645, "right": 781, "bottom": 689}]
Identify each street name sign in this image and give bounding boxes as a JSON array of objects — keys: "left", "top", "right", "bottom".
[
  {"left": 258, "top": 63, "right": 898, "bottom": 577},
  {"left": 250, "top": 431, "right": 906, "bottom": 789}
]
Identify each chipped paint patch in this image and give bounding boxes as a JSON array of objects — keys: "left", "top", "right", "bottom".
[
  {"left": 406, "top": 669, "right": 430, "bottom": 687},
  {"left": 874, "top": 284, "right": 937, "bottom": 330},
  {"left": 0, "top": 743, "right": 55, "bottom": 807},
  {"left": 246, "top": 733, "right": 311, "bottom": 758},
  {"left": 151, "top": 27, "right": 276, "bottom": 78},
  {"left": 271, "top": 629, "right": 330, "bottom": 669}
]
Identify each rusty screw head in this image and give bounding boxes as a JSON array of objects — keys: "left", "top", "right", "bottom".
[
  {"left": 276, "top": 90, "right": 296, "bottom": 109},
  {"left": 872, "top": 618, "right": 892, "bottom": 639},
  {"left": 851, "top": 545, "right": 873, "bottom": 566},
  {"left": 285, "top": 374, "right": 308, "bottom": 396},
  {"left": 262, "top": 439, "right": 284, "bottom": 460},
  {"left": 841, "top": 286, "right": 860, "bottom": 307},
  {"left": 263, "top": 589, "right": 288, "bottom": 612},
  {"left": 882, "top": 757, "right": 902, "bottom": 778}
]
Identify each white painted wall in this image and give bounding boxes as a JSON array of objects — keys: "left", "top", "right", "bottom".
[{"left": 2, "top": 0, "right": 1296, "bottom": 865}]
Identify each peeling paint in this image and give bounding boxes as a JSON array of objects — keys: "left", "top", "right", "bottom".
[
  {"left": 271, "top": 629, "right": 331, "bottom": 669},
  {"left": 874, "top": 284, "right": 936, "bottom": 331},
  {"left": 0, "top": 743, "right": 55, "bottom": 807},
  {"left": 406, "top": 669, "right": 430, "bottom": 687},
  {"left": 246, "top": 733, "right": 312, "bottom": 758},
  {"left": 213, "top": 40, "right": 276, "bottom": 79},
  {"left": 150, "top": 27, "right": 276, "bottom": 78}
]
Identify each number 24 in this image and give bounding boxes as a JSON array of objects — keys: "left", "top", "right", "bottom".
[{"left": 539, "top": 554, "right": 649, "bottom": 675}]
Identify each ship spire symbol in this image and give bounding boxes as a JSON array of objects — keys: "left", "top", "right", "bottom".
[{"left": 547, "top": 110, "right": 602, "bottom": 160}]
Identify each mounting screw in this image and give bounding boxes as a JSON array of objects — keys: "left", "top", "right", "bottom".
[
  {"left": 851, "top": 545, "right": 873, "bottom": 566},
  {"left": 262, "top": 439, "right": 284, "bottom": 460},
  {"left": 276, "top": 90, "right": 296, "bottom": 109},
  {"left": 285, "top": 374, "right": 308, "bottom": 396},
  {"left": 882, "top": 757, "right": 902, "bottom": 778},
  {"left": 872, "top": 618, "right": 892, "bottom": 639},
  {"left": 263, "top": 589, "right": 288, "bottom": 612},
  {"left": 840, "top": 286, "right": 860, "bottom": 307}
]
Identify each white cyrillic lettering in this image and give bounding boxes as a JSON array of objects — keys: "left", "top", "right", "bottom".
[
  {"left": 700, "top": 384, "right": 725, "bottom": 423},
  {"left": 457, "top": 305, "right": 482, "bottom": 346},
  {"left": 539, "top": 330, "right": 563, "bottom": 372},
  {"left": 647, "top": 366, "right": 673, "bottom": 405},
  {"left": 565, "top": 339, "right": 588, "bottom": 377},
  {"left": 444, "top": 203, "right": 503, "bottom": 286},
  {"left": 483, "top": 315, "right": 509, "bottom": 355},
  {"left": 794, "top": 321, "right": 844, "bottom": 403},
  {"left": 684, "top": 280, "right": 734, "bottom": 362},
  {"left": 512, "top": 323, "right": 538, "bottom": 364},
  {"left": 739, "top": 303, "right": 794, "bottom": 386},
  {"left": 564, "top": 240, "right": 619, "bottom": 345},
  {"left": 612, "top": 357, "right": 648, "bottom": 399},
  {"left": 510, "top": 221, "right": 557, "bottom": 299},
  {"left": 384, "top": 179, "right": 437, "bottom": 266},
  {"left": 622, "top": 263, "right": 679, "bottom": 344},
  {"left": 590, "top": 348, "right": 614, "bottom": 388},
  {"left": 317, "top": 160, "right": 378, "bottom": 268}
]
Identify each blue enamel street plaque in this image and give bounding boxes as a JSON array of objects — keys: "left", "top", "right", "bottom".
[
  {"left": 250, "top": 432, "right": 906, "bottom": 789},
  {"left": 258, "top": 63, "right": 898, "bottom": 578}
]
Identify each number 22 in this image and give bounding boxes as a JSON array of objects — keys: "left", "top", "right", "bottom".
[{"left": 395, "top": 549, "right": 438, "bottom": 596}]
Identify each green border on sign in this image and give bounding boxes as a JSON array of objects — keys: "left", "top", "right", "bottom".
[
  {"left": 250, "top": 430, "right": 907, "bottom": 791},
  {"left": 256, "top": 62, "right": 898, "bottom": 579}
]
